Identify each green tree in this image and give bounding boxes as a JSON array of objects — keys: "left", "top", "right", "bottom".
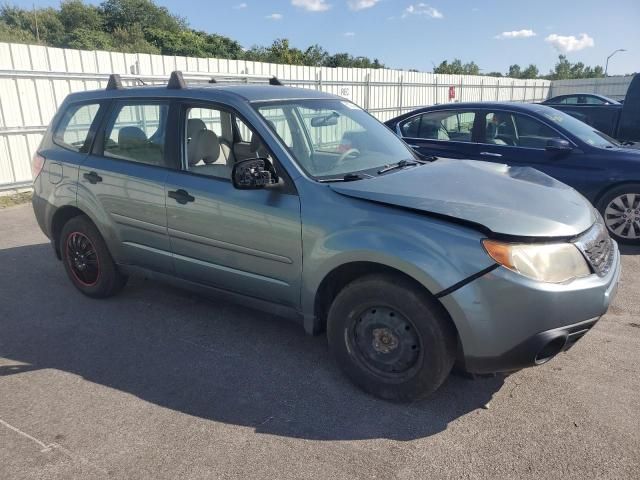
[
  {"left": 434, "top": 59, "right": 479, "bottom": 75},
  {"left": 508, "top": 64, "right": 521, "bottom": 78},
  {"left": 99, "top": 0, "right": 184, "bottom": 33},
  {"left": 59, "top": 0, "right": 103, "bottom": 31},
  {"left": 520, "top": 64, "right": 539, "bottom": 79}
]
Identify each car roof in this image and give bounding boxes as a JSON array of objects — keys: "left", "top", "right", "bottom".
[
  {"left": 385, "top": 102, "right": 560, "bottom": 124},
  {"left": 63, "top": 83, "right": 339, "bottom": 104}
]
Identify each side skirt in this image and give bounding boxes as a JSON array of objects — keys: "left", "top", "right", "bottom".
[{"left": 118, "top": 264, "right": 304, "bottom": 327}]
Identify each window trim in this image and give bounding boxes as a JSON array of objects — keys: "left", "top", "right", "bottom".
[
  {"left": 52, "top": 101, "right": 106, "bottom": 154},
  {"left": 92, "top": 98, "right": 173, "bottom": 169}
]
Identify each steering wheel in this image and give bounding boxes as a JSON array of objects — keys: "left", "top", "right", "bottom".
[{"left": 336, "top": 148, "right": 361, "bottom": 165}]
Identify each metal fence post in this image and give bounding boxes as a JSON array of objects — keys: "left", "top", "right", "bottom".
[
  {"left": 523, "top": 82, "right": 527, "bottom": 103},
  {"left": 434, "top": 76, "right": 438, "bottom": 104},
  {"left": 398, "top": 75, "right": 404, "bottom": 116},
  {"left": 480, "top": 78, "right": 484, "bottom": 101},
  {"left": 365, "top": 72, "right": 370, "bottom": 110},
  {"left": 510, "top": 80, "right": 514, "bottom": 101},
  {"left": 496, "top": 80, "right": 499, "bottom": 101},
  {"left": 459, "top": 77, "right": 463, "bottom": 103}
]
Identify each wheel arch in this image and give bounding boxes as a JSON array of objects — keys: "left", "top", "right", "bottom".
[
  {"left": 593, "top": 181, "right": 640, "bottom": 209},
  {"left": 312, "top": 261, "right": 459, "bottom": 341},
  {"left": 51, "top": 205, "right": 89, "bottom": 259}
]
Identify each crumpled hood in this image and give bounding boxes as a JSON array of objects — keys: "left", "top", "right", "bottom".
[{"left": 329, "top": 159, "right": 596, "bottom": 238}]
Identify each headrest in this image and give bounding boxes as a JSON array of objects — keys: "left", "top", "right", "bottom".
[
  {"left": 118, "top": 126, "right": 147, "bottom": 148},
  {"left": 187, "top": 118, "right": 207, "bottom": 142},
  {"left": 188, "top": 129, "right": 220, "bottom": 166},
  {"left": 250, "top": 131, "right": 262, "bottom": 153}
]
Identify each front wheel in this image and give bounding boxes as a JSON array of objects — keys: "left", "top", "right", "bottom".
[
  {"left": 327, "top": 274, "right": 456, "bottom": 402},
  {"left": 597, "top": 185, "right": 640, "bottom": 244},
  {"left": 60, "top": 215, "right": 127, "bottom": 298}
]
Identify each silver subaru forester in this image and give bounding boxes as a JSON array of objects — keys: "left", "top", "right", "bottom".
[{"left": 32, "top": 72, "right": 620, "bottom": 401}]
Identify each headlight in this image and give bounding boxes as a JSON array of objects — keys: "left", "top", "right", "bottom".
[{"left": 482, "top": 239, "right": 591, "bottom": 283}]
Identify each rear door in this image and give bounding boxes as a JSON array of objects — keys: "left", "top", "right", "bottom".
[
  {"left": 396, "top": 110, "right": 478, "bottom": 159},
  {"left": 164, "top": 101, "right": 302, "bottom": 308},
  {"left": 78, "top": 99, "right": 174, "bottom": 273}
]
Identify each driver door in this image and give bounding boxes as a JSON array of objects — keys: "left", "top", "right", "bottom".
[
  {"left": 164, "top": 101, "right": 303, "bottom": 308},
  {"left": 471, "top": 110, "right": 588, "bottom": 191}
]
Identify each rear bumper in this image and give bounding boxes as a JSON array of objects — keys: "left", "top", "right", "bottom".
[{"left": 440, "top": 240, "right": 621, "bottom": 374}]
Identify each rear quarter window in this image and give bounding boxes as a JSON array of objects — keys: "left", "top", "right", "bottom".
[{"left": 53, "top": 103, "right": 102, "bottom": 152}]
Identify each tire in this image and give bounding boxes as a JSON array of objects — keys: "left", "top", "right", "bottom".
[
  {"left": 60, "top": 215, "right": 127, "bottom": 298},
  {"left": 596, "top": 184, "right": 640, "bottom": 245},
  {"left": 327, "top": 274, "right": 456, "bottom": 402}
]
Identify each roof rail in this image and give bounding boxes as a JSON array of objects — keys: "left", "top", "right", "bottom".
[
  {"left": 168, "top": 71, "right": 186, "bottom": 89},
  {"left": 269, "top": 76, "right": 284, "bottom": 86},
  {"left": 106, "top": 74, "right": 123, "bottom": 90}
]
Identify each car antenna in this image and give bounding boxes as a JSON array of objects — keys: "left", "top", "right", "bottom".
[
  {"left": 106, "top": 74, "right": 123, "bottom": 90},
  {"left": 167, "top": 71, "right": 186, "bottom": 89},
  {"left": 135, "top": 78, "right": 147, "bottom": 86}
]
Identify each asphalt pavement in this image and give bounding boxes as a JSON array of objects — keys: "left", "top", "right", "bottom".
[{"left": 1, "top": 203, "right": 639, "bottom": 479}]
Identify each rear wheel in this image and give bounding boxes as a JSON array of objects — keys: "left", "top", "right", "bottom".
[
  {"left": 327, "top": 274, "right": 456, "bottom": 402},
  {"left": 60, "top": 216, "right": 127, "bottom": 297},
  {"left": 597, "top": 184, "right": 640, "bottom": 244}
]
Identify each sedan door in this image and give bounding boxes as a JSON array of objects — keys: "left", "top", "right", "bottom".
[
  {"left": 164, "top": 102, "right": 302, "bottom": 308},
  {"left": 396, "top": 110, "right": 479, "bottom": 160},
  {"left": 470, "top": 110, "right": 592, "bottom": 193}
]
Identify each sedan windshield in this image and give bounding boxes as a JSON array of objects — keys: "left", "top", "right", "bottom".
[
  {"left": 254, "top": 99, "right": 415, "bottom": 179},
  {"left": 533, "top": 105, "right": 620, "bottom": 148}
]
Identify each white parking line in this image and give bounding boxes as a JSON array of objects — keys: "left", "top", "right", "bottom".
[
  {"left": 0, "top": 417, "right": 110, "bottom": 476},
  {"left": 0, "top": 417, "right": 54, "bottom": 452}
]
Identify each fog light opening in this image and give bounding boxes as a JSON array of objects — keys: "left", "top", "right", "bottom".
[{"left": 535, "top": 337, "right": 567, "bottom": 365}]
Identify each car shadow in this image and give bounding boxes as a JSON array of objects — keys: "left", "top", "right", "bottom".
[
  {"left": 0, "top": 243, "right": 504, "bottom": 441},
  {"left": 620, "top": 243, "right": 640, "bottom": 256}
]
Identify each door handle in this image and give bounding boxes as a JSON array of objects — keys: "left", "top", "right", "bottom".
[
  {"left": 407, "top": 144, "right": 421, "bottom": 149},
  {"left": 83, "top": 171, "right": 102, "bottom": 184},
  {"left": 168, "top": 189, "right": 195, "bottom": 204},
  {"left": 480, "top": 152, "right": 503, "bottom": 158}
]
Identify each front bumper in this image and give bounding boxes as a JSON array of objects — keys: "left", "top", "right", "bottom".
[{"left": 440, "top": 240, "right": 621, "bottom": 374}]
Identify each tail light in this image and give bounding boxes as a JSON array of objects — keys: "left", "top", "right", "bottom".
[{"left": 31, "top": 152, "right": 46, "bottom": 179}]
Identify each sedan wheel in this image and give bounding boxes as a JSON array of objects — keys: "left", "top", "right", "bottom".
[{"left": 604, "top": 193, "right": 640, "bottom": 241}]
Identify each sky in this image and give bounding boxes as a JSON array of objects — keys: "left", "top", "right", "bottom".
[{"left": 17, "top": 0, "right": 640, "bottom": 75}]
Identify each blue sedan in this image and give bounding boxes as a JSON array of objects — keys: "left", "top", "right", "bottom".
[{"left": 385, "top": 102, "right": 640, "bottom": 244}]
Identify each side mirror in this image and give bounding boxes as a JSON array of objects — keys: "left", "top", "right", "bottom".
[
  {"left": 232, "top": 158, "right": 279, "bottom": 190},
  {"left": 545, "top": 138, "right": 573, "bottom": 153}
]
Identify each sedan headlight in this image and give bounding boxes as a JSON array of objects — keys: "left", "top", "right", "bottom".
[{"left": 482, "top": 239, "right": 591, "bottom": 283}]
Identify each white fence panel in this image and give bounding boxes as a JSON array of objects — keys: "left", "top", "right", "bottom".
[
  {"left": 549, "top": 76, "right": 633, "bottom": 101},
  {"left": 0, "top": 41, "right": 551, "bottom": 190}
]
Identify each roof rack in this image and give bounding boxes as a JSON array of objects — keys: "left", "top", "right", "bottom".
[
  {"left": 103, "top": 70, "right": 286, "bottom": 91},
  {"left": 168, "top": 71, "right": 186, "bottom": 89},
  {"left": 106, "top": 74, "right": 123, "bottom": 90}
]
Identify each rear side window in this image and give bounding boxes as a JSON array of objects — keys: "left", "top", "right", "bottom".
[
  {"left": 103, "top": 102, "right": 169, "bottom": 167},
  {"left": 401, "top": 111, "right": 475, "bottom": 142},
  {"left": 53, "top": 103, "right": 101, "bottom": 152}
]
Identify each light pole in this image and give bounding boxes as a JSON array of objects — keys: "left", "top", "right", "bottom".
[{"left": 605, "top": 49, "right": 626, "bottom": 76}]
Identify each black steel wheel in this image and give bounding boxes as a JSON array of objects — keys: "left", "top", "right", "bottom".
[{"left": 327, "top": 274, "right": 456, "bottom": 402}]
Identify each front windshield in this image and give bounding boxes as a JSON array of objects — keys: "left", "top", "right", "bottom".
[
  {"left": 254, "top": 99, "right": 415, "bottom": 179},
  {"left": 533, "top": 105, "right": 620, "bottom": 148}
]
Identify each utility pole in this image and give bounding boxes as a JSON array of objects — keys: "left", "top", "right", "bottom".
[
  {"left": 605, "top": 49, "right": 626, "bottom": 76},
  {"left": 33, "top": 4, "right": 40, "bottom": 42}
]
